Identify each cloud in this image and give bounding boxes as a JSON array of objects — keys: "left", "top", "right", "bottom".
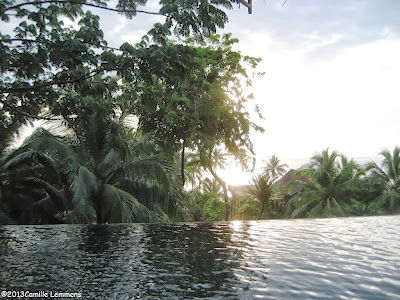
[
  {"left": 225, "top": 0, "right": 400, "bottom": 58},
  {"left": 92, "top": 2, "right": 164, "bottom": 47}
]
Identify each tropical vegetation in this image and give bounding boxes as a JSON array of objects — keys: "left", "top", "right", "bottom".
[
  {"left": 1, "top": 1, "right": 399, "bottom": 224},
  {"left": 0, "top": 0, "right": 264, "bottom": 224}
]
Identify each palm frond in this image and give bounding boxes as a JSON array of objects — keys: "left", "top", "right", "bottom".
[
  {"left": 125, "top": 155, "right": 173, "bottom": 191},
  {"left": 22, "top": 176, "right": 64, "bottom": 206},
  {"left": 67, "top": 166, "right": 98, "bottom": 224},
  {"left": 19, "top": 128, "right": 78, "bottom": 163},
  {"left": 292, "top": 198, "right": 320, "bottom": 218},
  {"left": 98, "top": 149, "right": 122, "bottom": 181},
  {"left": 1, "top": 150, "right": 57, "bottom": 173},
  {"left": 305, "top": 199, "right": 324, "bottom": 218},
  {"left": 101, "top": 184, "right": 167, "bottom": 223}
]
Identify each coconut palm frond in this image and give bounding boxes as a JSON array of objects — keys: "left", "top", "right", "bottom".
[
  {"left": 305, "top": 199, "right": 324, "bottom": 218},
  {"left": 247, "top": 174, "right": 279, "bottom": 219},
  {"left": 67, "top": 166, "right": 98, "bottom": 224},
  {"left": 22, "top": 176, "right": 64, "bottom": 205},
  {"left": 41, "top": 118, "right": 76, "bottom": 139},
  {"left": 18, "top": 129, "right": 78, "bottom": 163},
  {"left": 98, "top": 149, "right": 123, "bottom": 181},
  {"left": 183, "top": 152, "right": 204, "bottom": 188},
  {"left": 368, "top": 147, "right": 400, "bottom": 213},
  {"left": 1, "top": 150, "right": 56, "bottom": 172},
  {"left": 101, "top": 184, "right": 166, "bottom": 223},
  {"left": 34, "top": 136, "right": 78, "bottom": 162},
  {"left": 328, "top": 198, "right": 346, "bottom": 217},
  {"left": 126, "top": 156, "right": 173, "bottom": 191},
  {"left": 335, "top": 179, "right": 364, "bottom": 200},
  {"left": 211, "top": 148, "right": 228, "bottom": 170},
  {"left": 294, "top": 168, "right": 314, "bottom": 179},
  {"left": 387, "top": 190, "right": 400, "bottom": 213},
  {"left": 292, "top": 198, "right": 320, "bottom": 218},
  {"left": 186, "top": 157, "right": 202, "bottom": 168},
  {"left": 286, "top": 179, "right": 316, "bottom": 194},
  {"left": 283, "top": 193, "right": 299, "bottom": 216},
  {"left": 202, "top": 177, "right": 223, "bottom": 194}
]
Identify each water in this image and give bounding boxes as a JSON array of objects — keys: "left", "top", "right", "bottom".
[{"left": 1, "top": 216, "right": 399, "bottom": 299}]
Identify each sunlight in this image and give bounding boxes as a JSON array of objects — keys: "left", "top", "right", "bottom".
[
  {"left": 230, "top": 220, "right": 242, "bottom": 231},
  {"left": 219, "top": 165, "right": 252, "bottom": 186}
]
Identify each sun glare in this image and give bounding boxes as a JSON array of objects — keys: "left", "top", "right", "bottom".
[{"left": 219, "top": 165, "right": 252, "bottom": 187}]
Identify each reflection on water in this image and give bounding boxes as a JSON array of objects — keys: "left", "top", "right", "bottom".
[{"left": 1, "top": 216, "right": 400, "bottom": 299}]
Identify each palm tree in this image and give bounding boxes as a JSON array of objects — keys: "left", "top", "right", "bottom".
[
  {"left": 0, "top": 144, "right": 66, "bottom": 224},
  {"left": 262, "top": 155, "right": 288, "bottom": 182},
  {"left": 284, "top": 149, "right": 364, "bottom": 218},
  {"left": 4, "top": 115, "right": 174, "bottom": 224},
  {"left": 367, "top": 147, "right": 400, "bottom": 214},
  {"left": 181, "top": 151, "right": 204, "bottom": 189},
  {"left": 68, "top": 118, "right": 174, "bottom": 223},
  {"left": 202, "top": 177, "right": 223, "bottom": 195},
  {"left": 247, "top": 174, "right": 278, "bottom": 219},
  {"left": 199, "top": 147, "right": 232, "bottom": 220},
  {"left": 230, "top": 148, "right": 255, "bottom": 172}
]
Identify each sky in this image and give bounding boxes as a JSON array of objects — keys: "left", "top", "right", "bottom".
[
  {"left": 10, "top": 0, "right": 400, "bottom": 185},
  {"left": 93, "top": 0, "right": 400, "bottom": 184},
  {"left": 221, "top": 0, "right": 400, "bottom": 166},
  {"left": 214, "top": 1, "right": 400, "bottom": 183}
]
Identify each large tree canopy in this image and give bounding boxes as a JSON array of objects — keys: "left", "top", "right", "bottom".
[
  {"left": 0, "top": 0, "right": 264, "bottom": 224},
  {"left": 119, "top": 33, "right": 264, "bottom": 220},
  {"left": 123, "top": 34, "right": 263, "bottom": 154},
  {"left": 0, "top": 0, "right": 243, "bottom": 152}
]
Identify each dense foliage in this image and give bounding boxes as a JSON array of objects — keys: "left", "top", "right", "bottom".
[
  {"left": 0, "top": 0, "right": 265, "bottom": 224},
  {"left": 189, "top": 148, "right": 400, "bottom": 222},
  {"left": 270, "top": 148, "right": 400, "bottom": 219},
  {"left": 0, "top": 0, "right": 239, "bottom": 152}
]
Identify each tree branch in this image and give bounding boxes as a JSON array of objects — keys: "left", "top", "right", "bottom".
[
  {"left": 1, "top": 38, "right": 121, "bottom": 52},
  {"left": 1, "top": 38, "right": 50, "bottom": 44},
  {"left": 0, "top": 69, "right": 103, "bottom": 93},
  {"left": 3, "top": 0, "right": 164, "bottom": 16},
  {"left": 83, "top": 3, "right": 165, "bottom": 16},
  {"left": 1, "top": 101, "right": 62, "bottom": 121}
]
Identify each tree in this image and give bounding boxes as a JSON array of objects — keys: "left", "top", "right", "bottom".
[
  {"left": 367, "top": 147, "right": 400, "bottom": 214},
  {"left": 174, "top": 151, "right": 204, "bottom": 188},
  {"left": 0, "top": 103, "right": 175, "bottom": 224},
  {"left": 123, "top": 33, "right": 263, "bottom": 220},
  {"left": 235, "top": 195, "right": 260, "bottom": 220},
  {"left": 247, "top": 174, "right": 278, "bottom": 219},
  {"left": 262, "top": 155, "right": 288, "bottom": 182},
  {"left": 58, "top": 99, "right": 175, "bottom": 223},
  {"left": 202, "top": 177, "right": 223, "bottom": 195},
  {"left": 1, "top": 1, "right": 260, "bottom": 223},
  {"left": 201, "top": 192, "right": 225, "bottom": 221},
  {"left": 0, "top": 139, "right": 66, "bottom": 224},
  {"left": 284, "top": 149, "right": 364, "bottom": 218},
  {"left": 0, "top": 0, "right": 245, "bottom": 154}
]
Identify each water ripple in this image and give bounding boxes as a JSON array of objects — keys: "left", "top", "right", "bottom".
[{"left": 1, "top": 216, "right": 400, "bottom": 299}]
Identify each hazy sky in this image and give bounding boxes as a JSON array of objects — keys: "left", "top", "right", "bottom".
[
  {"left": 93, "top": 0, "right": 400, "bottom": 183},
  {"left": 223, "top": 1, "right": 400, "bottom": 161}
]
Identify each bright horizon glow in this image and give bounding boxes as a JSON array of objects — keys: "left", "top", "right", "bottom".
[{"left": 216, "top": 1, "right": 400, "bottom": 185}]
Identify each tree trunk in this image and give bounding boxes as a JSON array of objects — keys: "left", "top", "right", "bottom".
[
  {"left": 258, "top": 200, "right": 265, "bottom": 220},
  {"left": 207, "top": 166, "right": 230, "bottom": 221},
  {"left": 181, "top": 141, "right": 186, "bottom": 187}
]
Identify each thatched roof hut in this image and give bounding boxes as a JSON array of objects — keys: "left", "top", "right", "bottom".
[{"left": 276, "top": 169, "right": 310, "bottom": 197}]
